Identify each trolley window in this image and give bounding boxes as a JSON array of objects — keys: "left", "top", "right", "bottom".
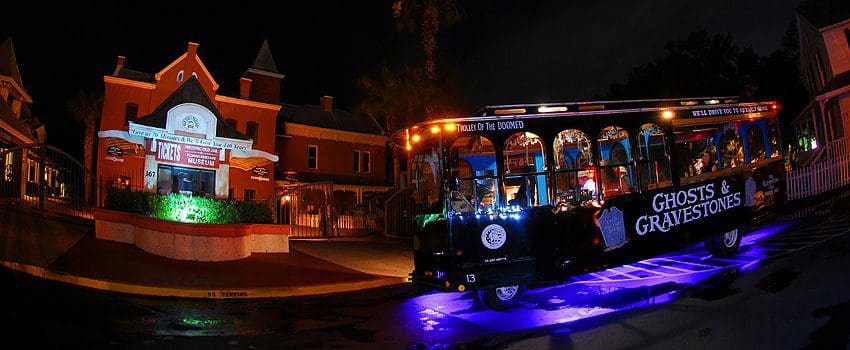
[
  {"left": 504, "top": 132, "right": 548, "bottom": 209},
  {"left": 637, "top": 123, "right": 671, "bottom": 190},
  {"left": 553, "top": 129, "right": 595, "bottom": 205},
  {"left": 450, "top": 135, "right": 499, "bottom": 213},
  {"left": 411, "top": 138, "right": 442, "bottom": 213},
  {"left": 597, "top": 126, "right": 635, "bottom": 198}
]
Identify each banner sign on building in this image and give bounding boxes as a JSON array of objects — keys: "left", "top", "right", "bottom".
[{"left": 155, "top": 140, "right": 220, "bottom": 169}]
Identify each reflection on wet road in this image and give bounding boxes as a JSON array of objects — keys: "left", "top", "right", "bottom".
[{"left": 401, "top": 212, "right": 850, "bottom": 346}]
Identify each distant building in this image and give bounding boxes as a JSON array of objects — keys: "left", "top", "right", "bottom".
[
  {"left": 96, "top": 40, "right": 390, "bottom": 231},
  {"left": 792, "top": 0, "right": 850, "bottom": 163},
  {"left": 275, "top": 96, "right": 390, "bottom": 223},
  {"left": 0, "top": 37, "right": 47, "bottom": 201},
  {"left": 97, "top": 42, "right": 280, "bottom": 201}
]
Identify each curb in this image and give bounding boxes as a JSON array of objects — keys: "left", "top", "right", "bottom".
[{"left": 0, "top": 260, "right": 410, "bottom": 299}]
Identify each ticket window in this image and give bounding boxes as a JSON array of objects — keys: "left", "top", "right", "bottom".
[{"left": 157, "top": 165, "right": 215, "bottom": 198}]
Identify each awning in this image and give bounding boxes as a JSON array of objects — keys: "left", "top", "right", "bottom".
[
  {"left": 230, "top": 148, "right": 279, "bottom": 162},
  {"left": 98, "top": 130, "right": 145, "bottom": 145},
  {"left": 230, "top": 157, "right": 273, "bottom": 171},
  {"left": 101, "top": 137, "right": 145, "bottom": 156}
]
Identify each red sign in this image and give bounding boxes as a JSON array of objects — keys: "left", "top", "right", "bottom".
[{"left": 156, "top": 140, "right": 220, "bottom": 169}]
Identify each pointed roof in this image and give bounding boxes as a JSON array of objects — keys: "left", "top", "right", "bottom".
[
  {"left": 247, "top": 39, "right": 283, "bottom": 77},
  {"left": 0, "top": 37, "right": 31, "bottom": 102},
  {"left": 133, "top": 76, "right": 249, "bottom": 140}
]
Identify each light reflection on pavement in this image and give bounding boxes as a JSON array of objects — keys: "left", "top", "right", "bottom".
[{"left": 400, "top": 217, "right": 850, "bottom": 345}]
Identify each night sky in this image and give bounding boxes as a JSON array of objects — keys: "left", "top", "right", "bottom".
[{"left": 3, "top": 0, "right": 802, "bottom": 156}]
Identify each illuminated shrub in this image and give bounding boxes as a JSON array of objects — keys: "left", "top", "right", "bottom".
[{"left": 104, "top": 188, "right": 272, "bottom": 224}]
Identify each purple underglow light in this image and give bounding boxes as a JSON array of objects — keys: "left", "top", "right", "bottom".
[
  {"left": 400, "top": 221, "right": 799, "bottom": 340},
  {"left": 740, "top": 221, "right": 794, "bottom": 247}
]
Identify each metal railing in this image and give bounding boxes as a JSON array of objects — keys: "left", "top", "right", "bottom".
[
  {"left": 0, "top": 144, "right": 96, "bottom": 220},
  {"left": 384, "top": 188, "right": 413, "bottom": 240}
]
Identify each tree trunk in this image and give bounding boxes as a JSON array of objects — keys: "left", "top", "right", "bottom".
[
  {"left": 83, "top": 118, "right": 96, "bottom": 204},
  {"left": 422, "top": 0, "right": 439, "bottom": 81}
]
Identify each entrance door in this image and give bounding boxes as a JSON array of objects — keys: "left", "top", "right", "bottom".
[{"left": 157, "top": 165, "right": 215, "bottom": 198}]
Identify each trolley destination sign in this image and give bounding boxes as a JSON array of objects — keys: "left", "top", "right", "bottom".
[{"left": 458, "top": 120, "right": 526, "bottom": 132}]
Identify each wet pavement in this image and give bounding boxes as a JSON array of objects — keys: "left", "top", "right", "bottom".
[{"left": 1, "top": 202, "right": 849, "bottom": 349}]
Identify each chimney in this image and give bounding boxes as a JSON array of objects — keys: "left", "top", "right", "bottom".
[
  {"left": 320, "top": 96, "right": 333, "bottom": 112},
  {"left": 239, "top": 78, "right": 252, "bottom": 100},
  {"left": 188, "top": 41, "right": 199, "bottom": 58},
  {"left": 113, "top": 56, "right": 126, "bottom": 76}
]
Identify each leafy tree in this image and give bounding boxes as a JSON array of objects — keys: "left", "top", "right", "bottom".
[
  {"left": 67, "top": 83, "right": 103, "bottom": 202},
  {"left": 607, "top": 31, "right": 760, "bottom": 99},
  {"left": 392, "top": 0, "right": 462, "bottom": 81}
]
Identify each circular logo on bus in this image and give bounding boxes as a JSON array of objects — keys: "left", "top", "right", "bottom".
[{"left": 481, "top": 224, "right": 506, "bottom": 250}]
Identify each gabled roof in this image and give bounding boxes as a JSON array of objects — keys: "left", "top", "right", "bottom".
[
  {"left": 798, "top": 0, "right": 850, "bottom": 29},
  {"left": 133, "top": 76, "right": 249, "bottom": 140},
  {"left": 249, "top": 39, "right": 280, "bottom": 75},
  {"left": 279, "top": 103, "right": 384, "bottom": 135},
  {"left": 0, "top": 37, "right": 31, "bottom": 102},
  {"left": 0, "top": 95, "right": 35, "bottom": 143}
]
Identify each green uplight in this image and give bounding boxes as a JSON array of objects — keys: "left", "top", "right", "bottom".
[
  {"left": 181, "top": 317, "right": 223, "bottom": 327},
  {"left": 414, "top": 213, "right": 444, "bottom": 230}
]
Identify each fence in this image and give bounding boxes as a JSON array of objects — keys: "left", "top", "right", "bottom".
[
  {"left": 384, "top": 188, "right": 413, "bottom": 240},
  {"left": 787, "top": 138, "right": 850, "bottom": 201},
  {"left": 0, "top": 144, "right": 95, "bottom": 220}
]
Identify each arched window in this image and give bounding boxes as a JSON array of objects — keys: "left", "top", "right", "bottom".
[
  {"left": 597, "top": 126, "right": 635, "bottom": 198},
  {"left": 767, "top": 121, "right": 781, "bottom": 158},
  {"left": 503, "top": 132, "right": 547, "bottom": 209},
  {"left": 449, "top": 135, "right": 498, "bottom": 213},
  {"left": 124, "top": 103, "right": 138, "bottom": 125},
  {"left": 553, "top": 129, "right": 594, "bottom": 205},
  {"left": 719, "top": 128, "right": 744, "bottom": 169},
  {"left": 637, "top": 123, "right": 671, "bottom": 190},
  {"left": 746, "top": 123, "right": 766, "bottom": 163},
  {"left": 177, "top": 70, "right": 184, "bottom": 83}
]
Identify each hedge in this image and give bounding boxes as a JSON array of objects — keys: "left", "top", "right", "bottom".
[{"left": 104, "top": 188, "right": 273, "bottom": 224}]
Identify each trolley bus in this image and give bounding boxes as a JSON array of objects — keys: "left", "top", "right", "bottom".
[{"left": 392, "top": 97, "right": 785, "bottom": 310}]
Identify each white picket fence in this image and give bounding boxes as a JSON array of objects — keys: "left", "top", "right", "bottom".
[
  {"left": 787, "top": 141, "right": 850, "bottom": 201},
  {"left": 292, "top": 213, "right": 368, "bottom": 229}
]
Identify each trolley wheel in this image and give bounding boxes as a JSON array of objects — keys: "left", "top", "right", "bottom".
[
  {"left": 477, "top": 284, "right": 526, "bottom": 310},
  {"left": 705, "top": 228, "right": 741, "bottom": 256}
]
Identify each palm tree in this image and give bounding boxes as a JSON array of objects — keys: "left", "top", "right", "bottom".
[
  {"left": 392, "top": 0, "right": 462, "bottom": 81},
  {"left": 358, "top": 65, "right": 426, "bottom": 190},
  {"left": 67, "top": 84, "right": 103, "bottom": 202}
]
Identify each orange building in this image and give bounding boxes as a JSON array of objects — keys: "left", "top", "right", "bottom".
[{"left": 97, "top": 42, "right": 280, "bottom": 201}]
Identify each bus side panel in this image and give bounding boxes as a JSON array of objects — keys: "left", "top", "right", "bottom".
[{"left": 448, "top": 212, "right": 544, "bottom": 288}]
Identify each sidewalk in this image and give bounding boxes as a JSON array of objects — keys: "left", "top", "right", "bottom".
[{"left": 0, "top": 207, "right": 411, "bottom": 299}]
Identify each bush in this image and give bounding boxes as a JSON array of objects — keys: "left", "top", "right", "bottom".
[{"left": 104, "top": 188, "right": 272, "bottom": 224}]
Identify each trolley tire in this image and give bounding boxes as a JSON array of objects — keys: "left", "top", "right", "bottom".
[
  {"left": 705, "top": 228, "right": 741, "bottom": 256},
  {"left": 477, "top": 284, "right": 526, "bottom": 310}
]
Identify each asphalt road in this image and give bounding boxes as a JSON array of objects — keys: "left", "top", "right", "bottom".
[{"left": 0, "top": 205, "right": 848, "bottom": 349}]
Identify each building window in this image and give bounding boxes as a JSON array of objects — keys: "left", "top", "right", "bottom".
[
  {"left": 308, "top": 145, "right": 318, "bottom": 169},
  {"left": 177, "top": 70, "right": 184, "bottom": 83},
  {"left": 353, "top": 150, "right": 360, "bottom": 172},
  {"left": 361, "top": 151, "right": 370, "bottom": 173},
  {"left": 125, "top": 103, "right": 139, "bottom": 124},
  {"left": 246, "top": 122, "right": 258, "bottom": 142},
  {"left": 225, "top": 119, "right": 237, "bottom": 129},
  {"left": 244, "top": 189, "right": 256, "bottom": 201},
  {"left": 156, "top": 165, "right": 215, "bottom": 198}
]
